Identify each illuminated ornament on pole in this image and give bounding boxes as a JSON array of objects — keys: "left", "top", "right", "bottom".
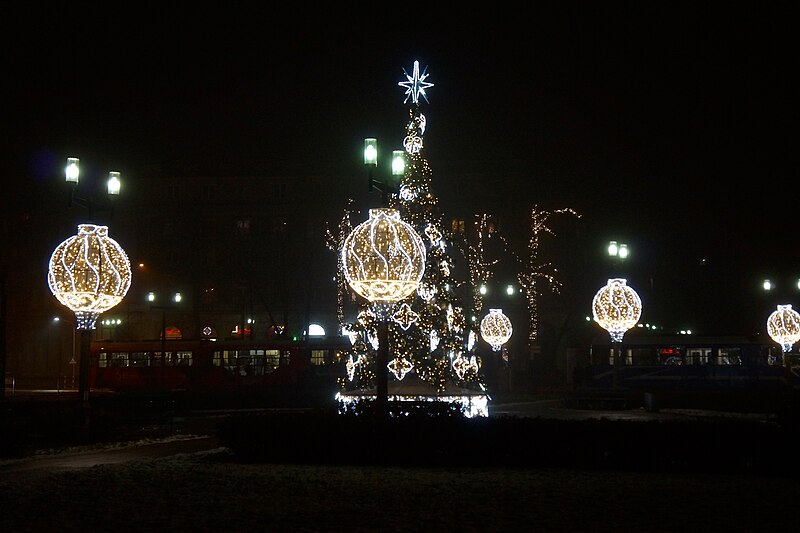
[
  {"left": 367, "top": 329, "right": 379, "bottom": 351},
  {"left": 403, "top": 135, "right": 423, "bottom": 154},
  {"left": 480, "top": 308, "right": 513, "bottom": 351},
  {"left": 341, "top": 208, "right": 426, "bottom": 308},
  {"left": 346, "top": 355, "right": 356, "bottom": 381},
  {"left": 424, "top": 224, "right": 442, "bottom": 246},
  {"left": 48, "top": 224, "right": 132, "bottom": 330},
  {"left": 430, "top": 330, "right": 440, "bottom": 352},
  {"left": 592, "top": 278, "right": 642, "bottom": 342},
  {"left": 766, "top": 304, "right": 800, "bottom": 353}
]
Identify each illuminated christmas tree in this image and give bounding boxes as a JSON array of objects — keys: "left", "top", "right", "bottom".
[{"left": 336, "top": 61, "right": 486, "bottom": 403}]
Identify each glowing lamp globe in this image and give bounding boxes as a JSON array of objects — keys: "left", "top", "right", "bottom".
[
  {"left": 341, "top": 208, "right": 426, "bottom": 304},
  {"left": 48, "top": 224, "right": 132, "bottom": 330},
  {"left": 480, "top": 308, "right": 512, "bottom": 351},
  {"left": 592, "top": 278, "right": 641, "bottom": 343},
  {"left": 766, "top": 304, "right": 800, "bottom": 353}
]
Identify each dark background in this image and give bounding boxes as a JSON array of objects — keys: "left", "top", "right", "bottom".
[{"left": 2, "top": 2, "right": 796, "bottom": 337}]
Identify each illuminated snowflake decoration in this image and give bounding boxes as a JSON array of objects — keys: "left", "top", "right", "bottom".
[
  {"left": 388, "top": 357, "right": 414, "bottom": 381},
  {"left": 399, "top": 184, "right": 417, "bottom": 201},
  {"left": 358, "top": 308, "right": 376, "bottom": 327},
  {"left": 467, "top": 330, "right": 477, "bottom": 351},
  {"left": 440, "top": 260, "right": 450, "bottom": 277},
  {"left": 408, "top": 113, "right": 427, "bottom": 135},
  {"left": 346, "top": 355, "right": 356, "bottom": 381},
  {"left": 367, "top": 328, "right": 379, "bottom": 351},
  {"left": 425, "top": 224, "right": 442, "bottom": 246},
  {"left": 398, "top": 60, "right": 434, "bottom": 105},
  {"left": 430, "top": 329, "right": 440, "bottom": 352},
  {"left": 403, "top": 135, "right": 423, "bottom": 154},
  {"left": 452, "top": 352, "right": 470, "bottom": 379},
  {"left": 392, "top": 302, "right": 419, "bottom": 330},
  {"left": 417, "top": 282, "right": 436, "bottom": 302}
]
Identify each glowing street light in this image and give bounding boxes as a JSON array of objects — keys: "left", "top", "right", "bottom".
[
  {"left": 364, "top": 138, "right": 405, "bottom": 206},
  {"left": 341, "top": 208, "right": 425, "bottom": 408},
  {"left": 48, "top": 224, "right": 131, "bottom": 402},
  {"left": 592, "top": 278, "right": 642, "bottom": 388}
]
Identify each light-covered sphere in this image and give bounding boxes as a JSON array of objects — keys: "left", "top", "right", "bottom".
[
  {"left": 480, "top": 308, "right": 512, "bottom": 351},
  {"left": 48, "top": 224, "right": 132, "bottom": 328},
  {"left": 341, "top": 208, "right": 426, "bottom": 303},
  {"left": 766, "top": 304, "right": 800, "bottom": 353},
  {"left": 592, "top": 278, "right": 641, "bottom": 342}
]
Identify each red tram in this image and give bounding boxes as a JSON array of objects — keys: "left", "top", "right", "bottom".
[{"left": 89, "top": 337, "right": 349, "bottom": 395}]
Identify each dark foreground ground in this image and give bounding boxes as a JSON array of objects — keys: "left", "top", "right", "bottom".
[{"left": 2, "top": 389, "right": 800, "bottom": 532}]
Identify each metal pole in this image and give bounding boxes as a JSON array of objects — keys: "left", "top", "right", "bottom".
[
  {"left": 78, "top": 327, "right": 91, "bottom": 403},
  {"left": 376, "top": 320, "right": 389, "bottom": 414}
]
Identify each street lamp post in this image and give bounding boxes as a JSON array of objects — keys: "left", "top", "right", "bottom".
[
  {"left": 341, "top": 208, "right": 425, "bottom": 412},
  {"left": 607, "top": 240, "right": 629, "bottom": 275},
  {"left": 147, "top": 291, "right": 182, "bottom": 388},
  {"left": 364, "top": 138, "right": 405, "bottom": 206}
]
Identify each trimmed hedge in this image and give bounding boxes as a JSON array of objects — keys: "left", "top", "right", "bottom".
[{"left": 218, "top": 405, "right": 799, "bottom": 475}]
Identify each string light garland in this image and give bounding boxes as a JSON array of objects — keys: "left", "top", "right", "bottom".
[
  {"left": 592, "top": 278, "right": 642, "bottom": 342},
  {"left": 766, "top": 304, "right": 800, "bottom": 353}
]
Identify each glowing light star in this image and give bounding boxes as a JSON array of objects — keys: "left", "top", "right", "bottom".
[
  {"left": 592, "top": 278, "right": 642, "bottom": 343},
  {"left": 341, "top": 208, "right": 426, "bottom": 304},
  {"left": 392, "top": 302, "right": 418, "bottom": 330},
  {"left": 398, "top": 60, "right": 434, "bottom": 105},
  {"left": 48, "top": 224, "right": 132, "bottom": 330},
  {"left": 767, "top": 304, "right": 800, "bottom": 353},
  {"left": 425, "top": 224, "right": 442, "bottom": 246},
  {"left": 388, "top": 357, "right": 414, "bottom": 380},
  {"left": 403, "top": 135, "right": 423, "bottom": 154},
  {"left": 430, "top": 329, "right": 440, "bottom": 352},
  {"left": 346, "top": 355, "right": 356, "bottom": 381},
  {"left": 480, "top": 309, "right": 513, "bottom": 351}
]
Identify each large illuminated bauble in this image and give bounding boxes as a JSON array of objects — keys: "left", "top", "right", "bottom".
[
  {"left": 592, "top": 278, "right": 641, "bottom": 343},
  {"left": 48, "top": 224, "right": 132, "bottom": 329},
  {"left": 766, "top": 304, "right": 800, "bottom": 353},
  {"left": 480, "top": 308, "right": 512, "bottom": 351},
  {"left": 341, "top": 208, "right": 425, "bottom": 303}
]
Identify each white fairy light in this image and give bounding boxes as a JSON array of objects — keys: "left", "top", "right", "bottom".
[
  {"left": 767, "top": 304, "right": 800, "bottom": 353},
  {"left": 592, "top": 278, "right": 642, "bottom": 343},
  {"left": 480, "top": 309, "right": 513, "bottom": 352}
]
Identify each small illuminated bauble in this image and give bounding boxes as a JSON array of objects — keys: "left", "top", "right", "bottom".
[
  {"left": 48, "top": 224, "right": 132, "bottom": 330},
  {"left": 480, "top": 308, "right": 512, "bottom": 351},
  {"left": 592, "top": 278, "right": 641, "bottom": 343},
  {"left": 766, "top": 304, "right": 800, "bottom": 353},
  {"left": 341, "top": 208, "right": 426, "bottom": 304}
]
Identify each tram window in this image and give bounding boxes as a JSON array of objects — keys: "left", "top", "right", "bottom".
[
  {"left": 311, "top": 350, "right": 327, "bottom": 365},
  {"left": 265, "top": 349, "right": 280, "bottom": 370},
  {"left": 280, "top": 350, "right": 291, "bottom": 367},
  {"left": 130, "top": 352, "right": 150, "bottom": 367},
  {"left": 175, "top": 351, "right": 193, "bottom": 366},
  {"left": 98, "top": 352, "right": 108, "bottom": 368},
  {"left": 717, "top": 349, "right": 742, "bottom": 365},
  {"left": 109, "top": 352, "right": 129, "bottom": 368},
  {"left": 686, "top": 349, "right": 709, "bottom": 365}
]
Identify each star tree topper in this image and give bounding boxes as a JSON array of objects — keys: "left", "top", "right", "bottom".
[{"left": 399, "top": 60, "right": 434, "bottom": 104}]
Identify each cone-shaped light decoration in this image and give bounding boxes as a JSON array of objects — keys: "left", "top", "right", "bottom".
[
  {"left": 341, "top": 208, "right": 426, "bottom": 304},
  {"left": 767, "top": 304, "right": 800, "bottom": 353},
  {"left": 592, "top": 278, "right": 642, "bottom": 343},
  {"left": 480, "top": 308, "right": 512, "bottom": 351},
  {"left": 48, "top": 224, "right": 132, "bottom": 330}
]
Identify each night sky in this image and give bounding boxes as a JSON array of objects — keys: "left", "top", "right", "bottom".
[{"left": 3, "top": 3, "right": 796, "bottom": 336}]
